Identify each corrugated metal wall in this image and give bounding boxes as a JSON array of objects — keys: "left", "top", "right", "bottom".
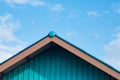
[{"left": 3, "top": 45, "right": 115, "bottom": 80}]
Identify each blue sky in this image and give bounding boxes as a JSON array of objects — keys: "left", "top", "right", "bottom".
[{"left": 0, "top": 0, "right": 120, "bottom": 70}]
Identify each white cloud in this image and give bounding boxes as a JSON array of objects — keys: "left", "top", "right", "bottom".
[
  {"left": 87, "top": 11, "right": 100, "bottom": 17},
  {"left": 66, "top": 32, "right": 75, "bottom": 37},
  {"left": 0, "top": 14, "right": 26, "bottom": 63},
  {"left": 93, "top": 33, "right": 100, "bottom": 38},
  {"left": 116, "top": 26, "right": 120, "bottom": 30},
  {"left": 0, "top": 44, "right": 25, "bottom": 62},
  {"left": 103, "top": 10, "right": 110, "bottom": 14},
  {"left": 51, "top": 4, "right": 64, "bottom": 12},
  {"left": 0, "top": 14, "right": 20, "bottom": 42},
  {"left": 67, "top": 10, "right": 77, "bottom": 18},
  {"left": 65, "top": 31, "right": 79, "bottom": 40},
  {"left": 3, "top": 0, "right": 65, "bottom": 13},
  {"left": 0, "top": 53, "right": 12, "bottom": 63},
  {"left": 29, "top": 0, "right": 45, "bottom": 6},
  {"left": 111, "top": 3, "right": 120, "bottom": 14},
  {"left": 4, "top": 0, "right": 45, "bottom": 6},
  {"left": 103, "top": 27, "right": 120, "bottom": 70}
]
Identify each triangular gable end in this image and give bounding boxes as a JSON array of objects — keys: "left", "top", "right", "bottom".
[{"left": 0, "top": 31, "right": 120, "bottom": 80}]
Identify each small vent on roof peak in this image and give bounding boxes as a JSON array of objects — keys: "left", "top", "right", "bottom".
[{"left": 48, "top": 31, "right": 56, "bottom": 37}]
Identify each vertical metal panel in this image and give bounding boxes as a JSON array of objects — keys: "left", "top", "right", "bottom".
[{"left": 3, "top": 46, "right": 116, "bottom": 80}]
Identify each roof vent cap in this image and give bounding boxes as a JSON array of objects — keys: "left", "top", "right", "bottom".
[{"left": 48, "top": 31, "right": 56, "bottom": 37}]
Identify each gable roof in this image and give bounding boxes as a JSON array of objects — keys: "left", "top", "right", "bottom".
[{"left": 0, "top": 31, "right": 120, "bottom": 79}]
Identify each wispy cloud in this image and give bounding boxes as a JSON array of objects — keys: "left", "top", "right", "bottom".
[
  {"left": 3, "top": 0, "right": 45, "bottom": 7},
  {"left": 111, "top": 3, "right": 120, "bottom": 14},
  {"left": 103, "top": 10, "right": 110, "bottom": 14},
  {"left": 92, "top": 33, "right": 100, "bottom": 38},
  {"left": 3, "top": 0, "right": 65, "bottom": 13},
  {"left": 117, "top": 26, "right": 120, "bottom": 30},
  {"left": 66, "top": 32, "right": 75, "bottom": 37},
  {"left": 0, "top": 14, "right": 20, "bottom": 42},
  {"left": 0, "top": 14, "right": 26, "bottom": 63},
  {"left": 87, "top": 11, "right": 100, "bottom": 17},
  {"left": 67, "top": 10, "right": 78, "bottom": 18},
  {"left": 51, "top": 4, "right": 64, "bottom": 12},
  {"left": 65, "top": 31, "right": 79, "bottom": 39},
  {"left": 103, "top": 27, "right": 120, "bottom": 70}
]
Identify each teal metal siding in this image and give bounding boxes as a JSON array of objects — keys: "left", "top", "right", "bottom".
[{"left": 3, "top": 46, "right": 115, "bottom": 80}]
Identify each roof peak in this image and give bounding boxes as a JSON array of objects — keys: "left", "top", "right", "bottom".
[{"left": 48, "top": 31, "right": 56, "bottom": 37}]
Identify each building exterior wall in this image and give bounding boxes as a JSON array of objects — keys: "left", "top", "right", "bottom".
[{"left": 3, "top": 46, "right": 116, "bottom": 80}]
